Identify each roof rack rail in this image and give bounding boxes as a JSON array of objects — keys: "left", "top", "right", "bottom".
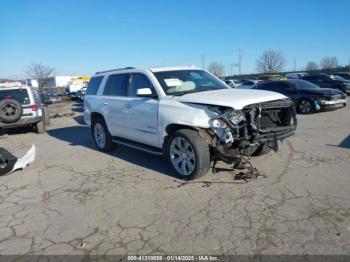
[{"left": 95, "top": 67, "right": 136, "bottom": 74}]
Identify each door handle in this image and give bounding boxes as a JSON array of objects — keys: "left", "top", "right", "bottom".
[
  {"left": 103, "top": 102, "right": 108, "bottom": 106},
  {"left": 125, "top": 103, "right": 132, "bottom": 109}
]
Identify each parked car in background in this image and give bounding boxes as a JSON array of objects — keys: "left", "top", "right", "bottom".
[
  {"left": 284, "top": 72, "right": 309, "bottom": 79},
  {"left": 331, "top": 73, "right": 350, "bottom": 81},
  {"left": 237, "top": 79, "right": 260, "bottom": 89},
  {"left": 301, "top": 73, "right": 350, "bottom": 94},
  {"left": 41, "top": 93, "right": 62, "bottom": 104},
  {"left": 224, "top": 79, "right": 242, "bottom": 88},
  {"left": 84, "top": 66, "right": 297, "bottom": 180},
  {"left": 257, "top": 74, "right": 285, "bottom": 81},
  {"left": 0, "top": 86, "right": 49, "bottom": 133},
  {"left": 253, "top": 80, "right": 347, "bottom": 114},
  {"left": 76, "top": 87, "right": 87, "bottom": 101}
]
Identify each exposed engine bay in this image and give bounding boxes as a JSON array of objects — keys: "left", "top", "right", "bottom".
[{"left": 204, "top": 99, "right": 297, "bottom": 162}]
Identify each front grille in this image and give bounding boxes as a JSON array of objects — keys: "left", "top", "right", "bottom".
[{"left": 243, "top": 99, "right": 297, "bottom": 134}]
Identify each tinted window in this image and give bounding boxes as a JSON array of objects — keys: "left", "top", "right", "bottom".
[
  {"left": 302, "top": 75, "right": 317, "bottom": 81},
  {"left": 296, "top": 80, "right": 321, "bottom": 89},
  {"left": 103, "top": 74, "right": 129, "bottom": 96},
  {"left": 129, "top": 73, "right": 154, "bottom": 97},
  {"left": 86, "top": 76, "right": 103, "bottom": 95},
  {"left": 256, "top": 82, "right": 278, "bottom": 91},
  {"left": 0, "top": 89, "right": 30, "bottom": 105},
  {"left": 256, "top": 82, "right": 292, "bottom": 91}
]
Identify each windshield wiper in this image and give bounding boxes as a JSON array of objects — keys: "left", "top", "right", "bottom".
[
  {"left": 171, "top": 88, "right": 222, "bottom": 96},
  {"left": 171, "top": 90, "right": 198, "bottom": 96}
]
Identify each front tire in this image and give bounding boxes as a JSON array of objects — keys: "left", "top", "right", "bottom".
[
  {"left": 298, "top": 99, "right": 313, "bottom": 114},
  {"left": 166, "top": 129, "right": 210, "bottom": 180},
  {"left": 92, "top": 118, "right": 115, "bottom": 151}
]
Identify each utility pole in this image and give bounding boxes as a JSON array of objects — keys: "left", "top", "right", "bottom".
[
  {"left": 201, "top": 55, "right": 206, "bottom": 69},
  {"left": 293, "top": 57, "right": 296, "bottom": 71},
  {"left": 237, "top": 49, "right": 243, "bottom": 75}
]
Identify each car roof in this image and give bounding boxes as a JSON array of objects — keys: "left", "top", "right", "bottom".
[
  {"left": 94, "top": 66, "right": 199, "bottom": 76},
  {"left": 0, "top": 85, "right": 32, "bottom": 91},
  {"left": 148, "top": 66, "right": 198, "bottom": 72}
]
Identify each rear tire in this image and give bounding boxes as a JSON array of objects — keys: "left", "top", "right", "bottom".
[
  {"left": 92, "top": 117, "right": 115, "bottom": 151},
  {"left": 166, "top": 129, "right": 210, "bottom": 180},
  {"left": 43, "top": 106, "right": 51, "bottom": 126},
  {"left": 0, "top": 99, "right": 22, "bottom": 123},
  {"left": 35, "top": 119, "right": 46, "bottom": 134}
]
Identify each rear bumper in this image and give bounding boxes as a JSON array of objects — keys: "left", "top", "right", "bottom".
[{"left": 0, "top": 117, "right": 41, "bottom": 129}]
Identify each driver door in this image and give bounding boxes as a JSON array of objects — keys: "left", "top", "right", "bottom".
[{"left": 121, "top": 73, "right": 159, "bottom": 147}]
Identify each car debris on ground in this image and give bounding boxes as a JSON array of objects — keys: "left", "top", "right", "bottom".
[{"left": 0, "top": 145, "right": 35, "bottom": 176}]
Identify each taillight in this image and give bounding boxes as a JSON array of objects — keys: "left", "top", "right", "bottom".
[{"left": 31, "top": 104, "right": 37, "bottom": 111}]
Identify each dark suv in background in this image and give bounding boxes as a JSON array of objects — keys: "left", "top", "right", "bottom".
[
  {"left": 301, "top": 73, "right": 350, "bottom": 94},
  {"left": 253, "top": 80, "right": 347, "bottom": 114},
  {"left": 333, "top": 72, "right": 350, "bottom": 80}
]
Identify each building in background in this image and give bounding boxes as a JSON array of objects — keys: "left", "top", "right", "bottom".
[{"left": 0, "top": 79, "right": 24, "bottom": 87}]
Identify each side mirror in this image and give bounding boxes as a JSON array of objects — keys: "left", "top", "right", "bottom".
[{"left": 136, "top": 88, "right": 155, "bottom": 98}]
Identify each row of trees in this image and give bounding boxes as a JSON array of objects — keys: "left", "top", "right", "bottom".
[
  {"left": 207, "top": 50, "right": 345, "bottom": 76},
  {"left": 305, "top": 57, "right": 339, "bottom": 71},
  {"left": 26, "top": 53, "right": 346, "bottom": 88}
]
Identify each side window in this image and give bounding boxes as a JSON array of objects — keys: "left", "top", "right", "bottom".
[
  {"left": 129, "top": 73, "right": 154, "bottom": 97},
  {"left": 86, "top": 76, "right": 104, "bottom": 95},
  {"left": 103, "top": 74, "right": 129, "bottom": 96},
  {"left": 279, "top": 82, "right": 294, "bottom": 91},
  {"left": 258, "top": 82, "right": 276, "bottom": 91}
]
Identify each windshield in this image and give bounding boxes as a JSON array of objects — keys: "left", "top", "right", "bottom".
[
  {"left": 154, "top": 70, "right": 229, "bottom": 95},
  {"left": 296, "top": 80, "right": 321, "bottom": 90},
  {"left": 330, "top": 75, "right": 346, "bottom": 81}
]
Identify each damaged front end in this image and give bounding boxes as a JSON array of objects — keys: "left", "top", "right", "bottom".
[{"left": 205, "top": 99, "right": 297, "bottom": 162}]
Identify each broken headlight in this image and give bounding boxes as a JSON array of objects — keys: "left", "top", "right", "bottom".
[{"left": 209, "top": 118, "right": 234, "bottom": 143}]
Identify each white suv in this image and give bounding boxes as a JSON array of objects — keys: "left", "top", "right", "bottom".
[
  {"left": 84, "top": 66, "right": 297, "bottom": 179},
  {"left": 0, "top": 86, "right": 48, "bottom": 134}
]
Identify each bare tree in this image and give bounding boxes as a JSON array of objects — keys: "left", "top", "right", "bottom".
[
  {"left": 256, "top": 49, "right": 286, "bottom": 73},
  {"left": 320, "top": 56, "right": 338, "bottom": 69},
  {"left": 305, "top": 61, "right": 318, "bottom": 72},
  {"left": 207, "top": 62, "right": 225, "bottom": 77},
  {"left": 26, "top": 63, "right": 55, "bottom": 92}
]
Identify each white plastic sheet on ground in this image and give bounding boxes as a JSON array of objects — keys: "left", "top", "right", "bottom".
[{"left": 10, "top": 144, "right": 36, "bottom": 174}]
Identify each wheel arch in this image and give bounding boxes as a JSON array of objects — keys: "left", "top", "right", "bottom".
[
  {"left": 91, "top": 112, "right": 105, "bottom": 124},
  {"left": 163, "top": 124, "right": 198, "bottom": 149}
]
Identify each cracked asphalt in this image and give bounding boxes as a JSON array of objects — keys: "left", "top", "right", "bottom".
[{"left": 0, "top": 101, "right": 350, "bottom": 256}]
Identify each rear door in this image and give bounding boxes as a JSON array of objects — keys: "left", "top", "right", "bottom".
[
  {"left": 101, "top": 73, "right": 130, "bottom": 137},
  {"left": 121, "top": 73, "right": 159, "bottom": 147}
]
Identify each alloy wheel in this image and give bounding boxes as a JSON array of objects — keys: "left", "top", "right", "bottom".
[
  {"left": 170, "top": 136, "right": 196, "bottom": 176},
  {"left": 94, "top": 122, "right": 106, "bottom": 149}
]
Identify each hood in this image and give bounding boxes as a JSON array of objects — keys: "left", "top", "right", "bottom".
[
  {"left": 173, "top": 89, "right": 287, "bottom": 109},
  {"left": 302, "top": 88, "right": 344, "bottom": 96}
]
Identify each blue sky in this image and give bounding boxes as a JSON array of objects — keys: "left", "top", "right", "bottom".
[{"left": 1, "top": 0, "right": 349, "bottom": 78}]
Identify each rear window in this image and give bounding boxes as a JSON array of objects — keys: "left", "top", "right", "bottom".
[
  {"left": 0, "top": 89, "right": 30, "bottom": 105},
  {"left": 86, "top": 76, "right": 104, "bottom": 95},
  {"left": 103, "top": 73, "right": 129, "bottom": 96}
]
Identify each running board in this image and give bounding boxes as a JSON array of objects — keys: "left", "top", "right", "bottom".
[{"left": 112, "top": 138, "right": 163, "bottom": 155}]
